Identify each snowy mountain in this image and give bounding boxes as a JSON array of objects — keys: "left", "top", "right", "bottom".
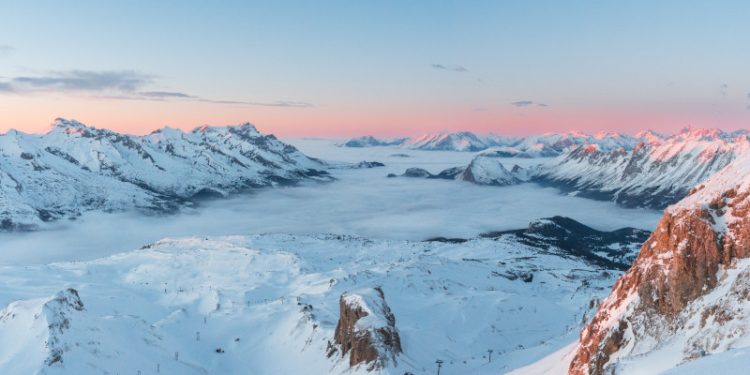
[
  {"left": 0, "top": 217, "right": 645, "bottom": 374},
  {"left": 398, "top": 131, "right": 497, "bottom": 152},
  {"left": 339, "top": 136, "right": 407, "bottom": 148},
  {"left": 519, "top": 148, "right": 750, "bottom": 374},
  {"left": 339, "top": 131, "right": 638, "bottom": 155},
  {"left": 424, "top": 128, "right": 750, "bottom": 209},
  {"left": 508, "top": 131, "right": 639, "bottom": 158},
  {"left": 536, "top": 128, "right": 750, "bottom": 209},
  {"left": 392, "top": 160, "right": 525, "bottom": 186},
  {"left": 392, "top": 149, "right": 531, "bottom": 185},
  {"left": 0, "top": 118, "right": 330, "bottom": 230}
]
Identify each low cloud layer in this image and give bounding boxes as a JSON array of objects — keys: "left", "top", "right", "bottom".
[
  {"left": 12, "top": 70, "right": 152, "bottom": 92},
  {"left": 0, "top": 69, "right": 313, "bottom": 108},
  {"left": 511, "top": 100, "right": 548, "bottom": 107},
  {"left": 511, "top": 100, "right": 534, "bottom": 107},
  {"left": 431, "top": 63, "right": 468, "bottom": 72},
  {"left": 0, "top": 140, "right": 661, "bottom": 265},
  {"left": 0, "top": 45, "right": 13, "bottom": 56}
]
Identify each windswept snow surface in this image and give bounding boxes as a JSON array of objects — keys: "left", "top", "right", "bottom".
[
  {"left": 0, "top": 234, "right": 622, "bottom": 374},
  {"left": 0, "top": 138, "right": 661, "bottom": 265}
]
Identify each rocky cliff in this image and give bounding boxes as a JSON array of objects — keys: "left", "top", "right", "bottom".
[
  {"left": 568, "top": 151, "right": 750, "bottom": 374},
  {"left": 331, "top": 287, "right": 401, "bottom": 370}
]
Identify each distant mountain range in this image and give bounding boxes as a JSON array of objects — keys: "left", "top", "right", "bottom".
[
  {"left": 536, "top": 128, "right": 750, "bottom": 208},
  {"left": 394, "top": 127, "right": 750, "bottom": 209},
  {"left": 0, "top": 118, "right": 330, "bottom": 230},
  {"left": 340, "top": 130, "right": 641, "bottom": 156}
]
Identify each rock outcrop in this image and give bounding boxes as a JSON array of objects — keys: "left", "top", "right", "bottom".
[
  {"left": 0, "top": 288, "right": 85, "bottom": 368},
  {"left": 568, "top": 152, "right": 750, "bottom": 374},
  {"left": 331, "top": 287, "right": 401, "bottom": 370}
]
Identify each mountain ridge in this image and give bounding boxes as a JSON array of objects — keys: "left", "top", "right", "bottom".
[{"left": 0, "top": 118, "right": 330, "bottom": 230}]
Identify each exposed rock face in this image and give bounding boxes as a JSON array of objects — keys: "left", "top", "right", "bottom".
[
  {"left": 44, "top": 288, "right": 85, "bottom": 366},
  {"left": 401, "top": 167, "right": 433, "bottom": 178},
  {"left": 569, "top": 154, "right": 750, "bottom": 374},
  {"left": 332, "top": 287, "right": 401, "bottom": 370},
  {"left": 0, "top": 288, "right": 85, "bottom": 368}
]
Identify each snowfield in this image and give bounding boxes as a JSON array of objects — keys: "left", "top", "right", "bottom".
[{"left": 0, "top": 233, "right": 622, "bottom": 374}]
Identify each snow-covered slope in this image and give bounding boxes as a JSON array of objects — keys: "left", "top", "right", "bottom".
[
  {"left": 0, "top": 118, "right": 330, "bottom": 230},
  {"left": 398, "top": 131, "right": 496, "bottom": 152},
  {"left": 536, "top": 128, "right": 750, "bottom": 209},
  {"left": 0, "top": 221, "right": 643, "bottom": 374},
  {"left": 519, "top": 148, "right": 750, "bottom": 374},
  {"left": 510, "top": 131, "right": 639, "bottom": 158},
  {"left": 457, "top": 152, "right": 527, "bottom": 185}
]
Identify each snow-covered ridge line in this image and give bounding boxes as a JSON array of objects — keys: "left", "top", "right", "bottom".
[
  {"left": 340, "top": 130, "right": 642, "bottom": 154},
  {"left": 402, "top": 127, "right": 750, "bottom": 209},
  {"left": 535, "top": 127, "right": 750, "bottom": 209},
  {"left": 0, "top": 118, "right": 330, "bottom": 230}
]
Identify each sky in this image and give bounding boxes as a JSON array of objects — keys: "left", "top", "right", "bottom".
[{"left": 1, "top": 0, "right": 750, "bottom": 137}]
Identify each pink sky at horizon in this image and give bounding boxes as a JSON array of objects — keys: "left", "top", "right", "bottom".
[
  {"left": 1, "top": 97, "right": 748, "bottom": 138},
  {"left": 4, "top": 2, "right": 750, "bottom": 139}
]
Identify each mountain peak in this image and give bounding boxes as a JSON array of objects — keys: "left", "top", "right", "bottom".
[
  {"left": 191, "top": 122, "right": 259, "bottom": 135},
  {"left": 48, "top": 118, "right": 94, "bottom": 136}
]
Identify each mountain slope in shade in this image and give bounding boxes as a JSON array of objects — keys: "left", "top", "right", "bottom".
[
  {"left": 535, "top": 128, "right": 750, "bottom": 209},
  {"left": 0, "top": 118, "right": 329, "bottom": 230},
  {"left": 481, "top": 216, "right": 650, "bottom": 271},
  {"left": 517, "top": 150, "right": 750, "bottom": 374}
]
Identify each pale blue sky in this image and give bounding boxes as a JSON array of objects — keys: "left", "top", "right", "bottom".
[{"left": 1, "top": 0, "right": 749, "bottom": 135}]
